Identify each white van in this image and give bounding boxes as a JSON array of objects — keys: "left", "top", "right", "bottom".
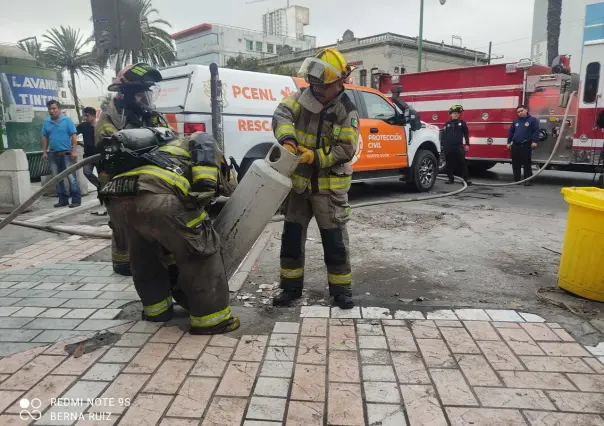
[{"left": 154, "top": 64, "right": 442, "bottom": 191}]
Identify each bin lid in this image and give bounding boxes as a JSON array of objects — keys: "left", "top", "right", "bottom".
[{"left": 561, "top": 187, "right": 604, "bottom": 212}]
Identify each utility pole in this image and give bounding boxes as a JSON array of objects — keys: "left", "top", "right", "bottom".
[
  {"left": 417, "top": 0, "right": 424, "bottom": 72},
  {"left": 418, "top": 0, "right": 446, "bottom": 73},
  {"left": 487, "top": 41, "right": 492, "bottom": 65}
]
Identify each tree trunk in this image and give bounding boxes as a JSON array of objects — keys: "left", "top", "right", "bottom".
[
  {"left": 547, "top": 0, "right": 563, "bottom": 66},
  {"left": 69, "top": 70, "right": 81, "bottom": 120}
]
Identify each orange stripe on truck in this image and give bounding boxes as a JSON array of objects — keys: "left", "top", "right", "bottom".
[{"left": 164, "top": 113, "right": 178, "bottom": 131}]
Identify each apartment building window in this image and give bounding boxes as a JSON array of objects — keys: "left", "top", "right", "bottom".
[
  {"left": 246, "top": 39, "right": 253, "bottom": 51},
  {"left": 276, "top": 45, "right": 283, "bottom": 55},
  {"left": 256, "top": 41, "right": 263, "bottom": 52},
  {"left": 267, "top": 43, "right": 274, "bottom": 54}
]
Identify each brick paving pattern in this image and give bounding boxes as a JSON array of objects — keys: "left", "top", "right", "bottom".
[
  {"left": 0, "top": 240, "right": 603, "bottom": 424},
  {"left": 0, "top": 307, "right": 600, "bottom": 425},
  {"left": 0, "top": 236, "right": 110, "bottom": 271}
]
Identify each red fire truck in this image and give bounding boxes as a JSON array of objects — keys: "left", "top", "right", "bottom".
[{"left": 373, "top": 50, "right": 604, "bottom": 179}]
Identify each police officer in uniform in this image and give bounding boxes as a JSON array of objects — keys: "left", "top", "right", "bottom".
[
  {"left": 100, "top": 128, "right": 239, "bottom": 334},
  {"left": 95, "top": 63, "right": 173, "bottom": 276},
  {"left": 271, "top": 48, "right": 360, "bottom": 309},
  {"left": 507, "top": 104, "right": 539, "bottom": 185},
  {"left": 441, "top": 105, "right": 471, "bottom": 185}
]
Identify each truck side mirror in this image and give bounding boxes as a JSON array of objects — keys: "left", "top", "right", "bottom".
[{"left": 392, "top": 97, "right": 422, "bottom": 130}]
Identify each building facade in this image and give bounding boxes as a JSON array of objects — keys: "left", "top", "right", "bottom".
[
  {"left": 172, "top": 22, "right": 317, "bottom": 67},
  {"left": 260, "top": 30, "right": 488, "bottom": 83},
  {"left": 263, "top": 5, "right": 310, "bottom": 40},
  {"left": 531, "top": 0, "right": 604, "bottom": 71}
]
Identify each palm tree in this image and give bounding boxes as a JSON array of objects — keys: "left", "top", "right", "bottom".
[
  {"left": 93, "top": 0, "right": 176, "bottom": 76},
  {"left": 17, "top": 38, "right": 44, "bottom": 63},
  {"left": 546, "top": 0, "right": 563, "bottom": 66},
  {"left": 42, "top": 26, "right": 105, "bottom": 117}
]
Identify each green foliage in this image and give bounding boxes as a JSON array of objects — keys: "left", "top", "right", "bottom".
[
  {"left": 42, "top": 26, "right": 105, "bottom": 116},
  {"left": 17, "top": 39, "right": 44, "bottom": 64},
  {"left": 225, "top": 55, "right": 298, "bottom": 76}
]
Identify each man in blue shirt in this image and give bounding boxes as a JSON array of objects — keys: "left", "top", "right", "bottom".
[
  {"left": 41, "top": 100, "right": 81, "bottom": 207},
  {"left": 507, "top": 104, "right": 540, "bottom": 185}
]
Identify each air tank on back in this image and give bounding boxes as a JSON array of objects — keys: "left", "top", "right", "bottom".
[{"left": 214, "top": 143, "right": 299, "bottom": 280}]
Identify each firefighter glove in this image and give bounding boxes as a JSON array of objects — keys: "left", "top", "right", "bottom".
[
  {"left": 283, "top": 140, "right": 297, "bottom": 154},
  {"left": 297, "top": 146, "right": 315, "bottom": 164}
]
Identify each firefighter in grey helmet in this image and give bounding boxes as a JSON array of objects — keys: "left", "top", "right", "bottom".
[
  {"left": 100, "top": 127, "right": 239, "bottom": 334},
  {"left": 95, "top": 63, "right": 172, "bottom": 277}
]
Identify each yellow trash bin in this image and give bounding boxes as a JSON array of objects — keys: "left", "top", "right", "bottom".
[{"left": 558, "top": 187, "right": 604, "bottom": 302}]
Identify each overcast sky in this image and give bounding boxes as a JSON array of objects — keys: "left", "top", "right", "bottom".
[{"left": 0, "top": 0, "right": 537, "bottom": 98}]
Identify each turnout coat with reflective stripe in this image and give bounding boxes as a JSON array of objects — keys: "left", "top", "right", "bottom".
[
  {"left": 105, "top": 136, "right": 237, "bottom": 210},
  {"left": 272, "top": 88, "right": 360, "bottom": 195}
]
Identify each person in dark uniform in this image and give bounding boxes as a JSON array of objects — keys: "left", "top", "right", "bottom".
[
  {"left": 441, "top": 105, "right": 471, "bottom": 185},
  {"left": 77, "top": 107, "right": 101, "bottom": 190},
  {"left": 507, "top": 104, "right": 539, "bottom": 185}
]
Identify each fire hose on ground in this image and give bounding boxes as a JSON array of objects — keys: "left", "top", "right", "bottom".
[
  {"left": 0, "top": 91, "right": 576, "bottom": 237},
  {"left": 0, "top": 154, "right": 469, "bottom": 237},
  {"left": 0, "top": 154, "right": 104, "bottom": 235}
]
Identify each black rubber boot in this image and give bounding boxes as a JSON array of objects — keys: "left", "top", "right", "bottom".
[
  {"left": 273, "top": 291, "right": 302, "bottom": 307},
  {"left": 445, "top": 180, "right": 455, "bottom": 184},
  {"left": 141, "top": 306, "right": 174, "bottom": 322},
  {"left": 334, "top": 295, "right": 354, "bottom": 309},
  {"left": 189, "top": 315, "right": 240, "bottom": 335}
]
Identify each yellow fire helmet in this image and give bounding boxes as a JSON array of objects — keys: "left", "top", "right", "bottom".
[{"left": 298, "top": 47, "right": 356, "bottom": 85}]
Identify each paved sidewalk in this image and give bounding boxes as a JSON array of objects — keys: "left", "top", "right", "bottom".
[
  {"left": 0, "top": 238, "right": 603, "bottom": 425},
  {"left": 0, "top": 303, "right": 603, "bottom": 425},
  {"left": 0, "top": 237, "right": 110, "bottom": 272}
]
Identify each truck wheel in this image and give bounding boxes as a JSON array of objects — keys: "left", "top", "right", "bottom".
[{"left": 411, "top": 149, "right": 438, "bottom": 192}]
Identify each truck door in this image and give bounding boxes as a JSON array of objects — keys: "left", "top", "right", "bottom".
[
  {"left": 355, "top": 90, "right": 408, "bottom": 172},
  {"left": 577, "top": 3, "right": 604, "bottom": 164},
  {"left": 579, "top": 47, "right": 604, "bottom": 163}
]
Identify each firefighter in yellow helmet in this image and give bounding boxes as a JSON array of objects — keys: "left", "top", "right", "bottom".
[{"left": 271, "top": 48, "right": 360, "bottom": 309}]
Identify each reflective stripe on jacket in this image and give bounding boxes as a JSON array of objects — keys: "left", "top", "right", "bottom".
[
  {"left": 109, "top": 137, "right": 236, "bottom": 208},
  {"left": 272, "top": 88, "right": 360, "bottom": 195}
]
